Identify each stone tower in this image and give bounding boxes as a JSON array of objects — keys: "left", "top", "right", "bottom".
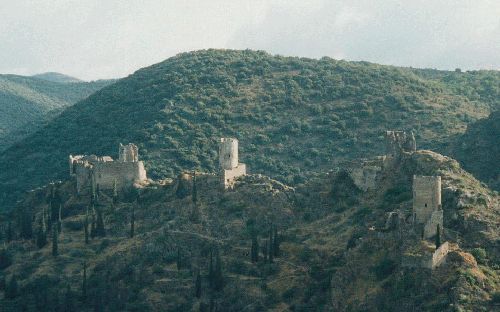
[
  {"left": 219, "top": 138, "right": 246, "bottom": 188},
  {"left": 119, "top": 143, "right": 139, "bottom": 162},
  {"left": 412, "top": 175, "right": 443, "bottom": 239},
  {"left": 385, "top": 131, "right": 416, "bottom": 158}
]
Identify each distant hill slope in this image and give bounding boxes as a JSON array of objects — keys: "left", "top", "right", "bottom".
[
  {"left": 451, "top": 110, "right": 500, "bottom": 191},
  {"left": 0, "top": 74, "right": 114, "bottom": 151},
  {"left": 0, "top": 49, "right": 498, "bottom": 209},
  {"left": 31, "top": 72, "right": 82, "bottom": 83}
]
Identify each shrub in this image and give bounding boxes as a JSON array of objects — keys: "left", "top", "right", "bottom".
[
  {"left": 373, "top": 258, "right": 396, "bottom": 280},
  {"left": 471, "top": 248, "right": 487, "bottom": 265}
]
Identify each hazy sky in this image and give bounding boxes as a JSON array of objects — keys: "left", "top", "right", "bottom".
[{"left": 1, "top": 0, "right": 498, "bottom": 80}]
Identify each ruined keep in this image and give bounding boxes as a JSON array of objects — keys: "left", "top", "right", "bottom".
[
  {"left": 69, "top": 143, "right": 147, "bottom": 193},
  {"left": 219, "top": 138, "right": 246, "bottom": 188},
  {"left": 385, "top": 130, "right": 416, "bottom": 158},
  {"left": 412, "top": 175, "right": 443, "bottom": 239}
]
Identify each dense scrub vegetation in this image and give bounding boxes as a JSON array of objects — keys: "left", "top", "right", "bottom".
[
  {"left": 0, "top": 49, "right": 498, "bottom": 209},
  {"left": 0, "top": 74, "right": 113, "bottom": 151},
  {"left": 451, "top": 110, "right": 500, "bottom": 191}
]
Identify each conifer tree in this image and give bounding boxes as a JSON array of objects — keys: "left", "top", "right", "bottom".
[
  {"left": 268, "top": 227, "right": 274, "bottom": 263},
  {"left": 52, "top": 224, "right": 59, "bottom": 256},
  {"left": 82, "top": 261, "right": 87, "bottom": 302},
  {"left": 192, "top": 171, "right": 198, "bottom": 204},
  {"left": 130, "top": 204, "right": 135, "bottom": 238},
  {"left": 273, "top": 226, "right": 280, "bottom": 257},
  {"left": 90, "top": 206, "right": 96, "bottom": 239},
  {"left": 263, "top": 240, "right": 268, "bottom": 262},
  {"left": 112, "top": 179, "right": 118, "bottom": 204},
  {"left": 20, "top": 208, "right": 33, "bottom": 239},
  {"left": 95, "top": 207, "right": 106, "bottom": 237},
  {"left": 195, "top": 269, "right": 202, "bottom": 298},
  {"left": 208, "top": 249, "right": 214, "bottom": 290},
  {"left": 6, "top": 221, "right": 13, "bottom": 242},
  {"left": 191, "top": 172, "right": 201, "bottom": 223},
  {"left": 84, "top": 206, "right": 89, "bottom": 244},
  {"left": 57, "top": 204, "right": 62, "bottom": 234},
  {"left": 5, "top": 274, "right": 18, "bottom": 299},
  {"left": 435, "top": 224, "right": 442, "bottom": 249},
  {"left": 36, "top": 217, "right": 47, "bottom": 249},
  {"left": 251, "top": 234, "right": 259, "bottom": 263},
  {"left": 63, "top": 284, "right": 76, "bottom": 311},
  {"left": 177, "top": 247, "right": 182, "bottom": 271},
  {"left": 213, "top": 249, "right": 224, "bottom": 291}
]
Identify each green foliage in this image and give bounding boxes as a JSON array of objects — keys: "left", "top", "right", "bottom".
[
  {"left": 52, "top": 224, "right": 59, "bottom": 256},
  {"left": 0, "top": 248, "right": 12, "bottom": 270},
  {"left": 471, "top": 248, "right": 487, "bottom": 265},
  {"left": 373, "top": 257, "right": 397, "bottom": 280},
  {"left": 5, "top": 275, "right": 18, "bottom": 299},
  {"left": 1, "top": 50, "right": 497, "bottom": 209}
]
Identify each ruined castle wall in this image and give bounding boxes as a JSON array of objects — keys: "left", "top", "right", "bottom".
[
  {"left": 219, "top": 138, "right": 238, "bottom": 170},
  {"left": 75, "top": 165, "right": 92, "bottom": 193},
  {"left": 424, "top": 210, "right": 443, "bottom": 239},
  {"left": 94, "top": 161, "right": 147, "bottom": 190},
  {"left": 222, "top": 164, "right": 246, "bottom": 188},
  {"left": 350, "top": 165, "right": 382, "bottom": 191},
  {"left": 413, "top": 175, "right": 441, "bottom": 225},
  {"left": 431, "top": 242, "right": 449, "bottom": 268}
]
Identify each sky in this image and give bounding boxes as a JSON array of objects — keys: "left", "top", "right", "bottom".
[{"left": 0, "top": 0, "right": 498, "bottom": 81}]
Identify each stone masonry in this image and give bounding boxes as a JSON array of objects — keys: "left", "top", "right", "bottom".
[
  {"left": 69, "top": 143, "right": 147, "bottom": 193},
  {"left": 219, "top": 138, "right": 246, "bottom": 189},
  {"left": 413, "top": 175, "right": 443, "bottom": 239},
  {"left": 385, "top": 130, "right": 416, "bottom": 158}
]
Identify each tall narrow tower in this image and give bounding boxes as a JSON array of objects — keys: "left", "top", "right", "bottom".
[
  {"left": 119, "top": 143, "right": 139, "bottom": 162},
  {"left": 219, "top": 138, "right": 246, "bottom": 188},
  {"left": 413, "top": 175, "right": 443, "bottom": 239}
]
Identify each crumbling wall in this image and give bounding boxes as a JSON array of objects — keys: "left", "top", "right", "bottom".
[
  {"left": 94, "top": 161, "right": 146, "bottom": 190},
  {"left": 385, "top": 130, "right": 416, "bottom": 158}
]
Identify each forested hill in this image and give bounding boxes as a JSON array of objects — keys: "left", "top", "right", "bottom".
[
  {"left": 0, "top": 49, "right": 498, "bottom": 209},
  {"left": 0, "top": 74, "right": 114, "bottom": 151},
  {"left": 31, "top": 72, "right": 83, "bottom": 83},
  {"left": 451, "top": 110, "right": 500, "bottom": 191}
]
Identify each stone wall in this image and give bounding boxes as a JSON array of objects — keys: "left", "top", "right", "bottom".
[
  {"left": 94, "top": 161, "right": 146, "bottom": 190},
  {"left": 221, "top": 164, "right": 247, "bottom": 189},
  {"left": 385, "top": 130, "right": 416, "bottom": 157},
  {"left": 349, "top": 158, "right": 384, "bottom": 191},
  {"left": 402, "top": 242, "right": 449, "bottom": 269}
]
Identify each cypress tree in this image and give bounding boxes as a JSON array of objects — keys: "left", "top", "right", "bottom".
[
  {"left": 208, "top": 249, "right": 214, "bottom": 290},
  {"left": 176, "top": 247, "right": 182, "bottom": 271},
  {"left": 192, "top": 171, "right": 198, "bottom": 204},
  {"left": 112, "top": 179, "right": 118, "bottom": 204},
  {"left": 58, "top": 204, "right": 62, "bottom": 234},
  {"left": 82, "top": 261, "right": 87, "bottom": 302},
  {"left": 64, "top": 284, "right": 76, "bottom": 311},
  {"left": 251, "top": 234, "right": 259, "bottom": 263},
  {"left": 263, "top": 240, "right": 268, "bottom": 262},
  {"left": 268, "top": 227, "right": 274, "bottom": 263},
  {"left": 191, "top": 172, "right": 201, "bottom": 223},
  {"left": 95, "top": 207, "right": 106, "bottom": 237},
  {"left": 273, "top": 226, "right": 280, "bottom": 257},
  {"left": 6, "top": 221, "right": 13, "bottom": 242},
  {"left": 195, "top": 269, "right": 201, "bottom": 298},
  {"left": 84, "top": 206, "right": 89, "bottom": 244},
  {"left": 52, "top": 224, "right": 59, "bottom": 256},
  {"left": 213, "top": 249, "right": 224, "bottom": 291},
  {"left": 90, "top": 207, "right": 96, "bottom": 239},
  {"left": 36, "top": 217, "right": 47, "bottom": 249},
  {"left": 20, "top": 208, "right": 33, "bottom": 239},
  {"left": 5, "top": 275, "right": 18, "bottom": 299},
  {"left": 435, "top": 224, "right": 442, "bottom": 249},
  {"left": 130, "top": 204, "right": 135, "bottom": 238}
]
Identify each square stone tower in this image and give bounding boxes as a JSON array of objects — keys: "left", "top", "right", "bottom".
[
  {"left": 219, "top": 138, "right": 246, "bottom": 188},
  {"left": 413, "top": 175, "right": 443, "bottom": 239}
]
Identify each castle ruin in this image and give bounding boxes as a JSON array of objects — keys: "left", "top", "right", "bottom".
[
  {"left": 412, "top": 175, "right": 443, "bottom": 239},
  {"left": 69, "top": 143, "right": 147, "bottom": 193},
  {"left": 219, "top": 138, "right": 246, "bottom": 188},
  {"left": 385, "top": 130, "right": 416, "bottom": 158}
]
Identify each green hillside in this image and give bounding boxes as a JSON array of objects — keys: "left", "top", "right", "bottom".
[
  {"left": 451, "top": 110, "right": 500, "bottom": 191},
  {"left": 0, "top": 149, "right": 497, "bottom": 311},
  {"left": 0, "top": 49, "right": 498, "bottom": 209},
  {"left": 0, "top": 74, "right": 113, "bottom": 151}
]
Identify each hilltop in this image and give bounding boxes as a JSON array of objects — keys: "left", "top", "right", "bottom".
[
  {"left": 0, "top": 74, "right": 113, "bottom": 151},
  {"left": 0, "top": 49, "right": 498, "bottom": 209},
  {"left": 31, "top": 72, "right": 83, "bottom": 84},
  {"left": 0, "top": 143, "right": 497, "bottom": 311}
]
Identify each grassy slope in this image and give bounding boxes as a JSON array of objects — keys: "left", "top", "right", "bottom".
[
  {"left": 0, "top": 49, "right": 498, "bottom": 210},
  {"left": 0, "top": 74, "right": 113, "bottom": 151},
  {"left": 0, "top": 150, "right": 498, "bottom": 311}
]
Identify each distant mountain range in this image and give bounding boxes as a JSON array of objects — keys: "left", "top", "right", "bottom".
[
  {"left": 0, "top": 74, "right": 114, "bottom": 151},
  {"left": 0, "top": 49, "right": 497, "bottom": 209}
]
